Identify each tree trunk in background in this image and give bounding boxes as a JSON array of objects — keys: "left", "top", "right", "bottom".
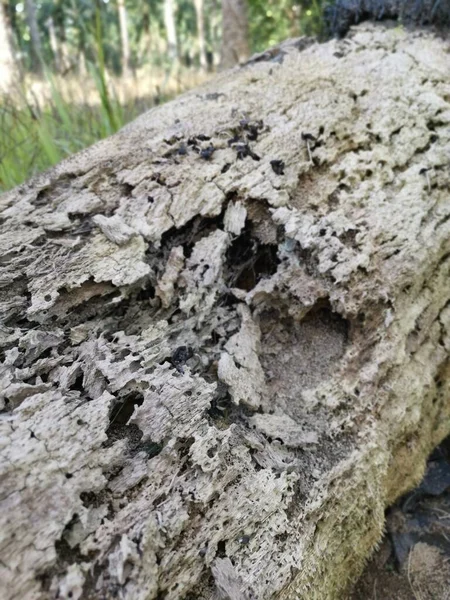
[
  {"left": 24, "top": 0, "right": 42, "bottom": 73},
  {"left": 139, "top": 2, "right": 152, "bottom": 60},
  {"left": 163, "top": 0, "right": 178, "bottom": 62},
  {"left": 0, "top": 25, "right": 450, "bottom": 600},
  {"left": 220, "top": 0, "right": 249, "bottom": 68},
  {"left": 53, "top": 0, "right": 70, "bottom": 74},
  {"left": 0, "top": 1, "right": 16, "bottom": 92},
  {"left": 117, "top": 0, "right": 131, "bottom": 77},
  {"left": 46, "top": 16, "right": 60, "bottom": 72},
  {"left": 209, "top": 0, "right": 221, "bottom": 68},
  {"left": 194, "top": 0, "right": 208, "bottom": 70}
]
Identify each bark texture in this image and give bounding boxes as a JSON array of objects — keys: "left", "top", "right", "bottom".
[{"left": 0, "top": 24, "right": 450, "bottom": 600}]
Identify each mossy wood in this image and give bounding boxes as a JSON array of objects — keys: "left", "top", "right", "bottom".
[{"left": 1, "top": 24, "right": 449, "bottom": 600}]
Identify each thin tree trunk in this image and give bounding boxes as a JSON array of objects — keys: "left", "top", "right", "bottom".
[
  {"left": 163, "top": 0, "right": 178, "bottom": 62},
  {"left": 46, "top": 16, "right": 60, "bottom": 72},
  {"left": 209, "top": 0, "right": 221, "bottom": 68},
  {"left": 220, "top": 0, "right": 249, "bottom": 69},
  {"left": 0, "top": 1, "right": 16, "bottom": 91},
  {"left": 0, "top": 25, "right": 449, "bottom": 600},
  {"left": 117, "top": 0, "right": 131, "bottom": 77},
  {"left": 194, "top": 0, "right": 208, "bottom": 70},
  {"left": 54, "top": 0, "right": 70, "bottom": 73},
  {"left": 24, "top": 0, "right": 42, "bottom": 73},
  {"left": 139, "top": 2, "right": 152, "bottom": 60}
]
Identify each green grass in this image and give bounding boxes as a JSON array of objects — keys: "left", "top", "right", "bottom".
[
  {"left": 0, "top": 76, "right": 148, "bottom": 192},
  {"left": 0, "top": 62, "right": 205, "bottom": 192}
]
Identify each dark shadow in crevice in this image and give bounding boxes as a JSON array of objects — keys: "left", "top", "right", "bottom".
[
  {"left": 159, "top": 211, "right": 226, "bottom": 261},
  {"left": 225, "top": 224, "right": 279, "bottom": 291},
  {"left": 103, "top": 391, "right": 145, "bottom": 450}
]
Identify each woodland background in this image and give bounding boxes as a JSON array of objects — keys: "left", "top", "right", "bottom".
[{"left": 0, "top": 0, "right": 325, "bottom": 192}]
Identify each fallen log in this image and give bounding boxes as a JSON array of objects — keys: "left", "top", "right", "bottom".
[{"left": 1, "top": 23, "right": 449, "bottom": 600}]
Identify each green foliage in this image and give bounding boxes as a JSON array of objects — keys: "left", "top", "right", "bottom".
[
  {"left": 0, "top": 91, "right": 131, "bottom": 191},
  {"left": 248, "top": 0, "right": 325, "bottom": 51},
  {"left": 5, "top": 0, "right": 326, "bottom": 74}
]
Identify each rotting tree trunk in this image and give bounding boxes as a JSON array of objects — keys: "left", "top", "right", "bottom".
[
  {"left": 220, "top": 0, "right": 250, "bottom": 68},
  {"left": 0, "top": 24, "right": 449, "bottom": 600}
]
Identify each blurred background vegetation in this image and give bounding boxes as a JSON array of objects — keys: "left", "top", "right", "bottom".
[{"left": 0, "top": 0, "right": 326, "bottom": 191}]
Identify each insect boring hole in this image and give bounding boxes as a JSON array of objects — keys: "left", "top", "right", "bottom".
[
  {"left": 159, "top": 211, "right": 226, "bottom": 262},
  {"left": 104, "top": 392, "right": 146, "bottom": 450},
  {"left": 225, "top": 226, "right": 279, "bottom": 291},
  {"left": 208, "top": 382, "right": 233, "bottom": 422},
  {"left": 108, "top": 391, "right": 145, "bottom": 427}
]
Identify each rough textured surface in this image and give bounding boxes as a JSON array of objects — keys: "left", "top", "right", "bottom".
[
  {"left": 325, "top": 0, "right": 450, "bottom": 38},
  {"left": 0, "top": 23, "right": 449, "bottom": 600}
]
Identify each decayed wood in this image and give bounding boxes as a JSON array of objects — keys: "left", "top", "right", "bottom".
[{"left": 0, "top": 24, "right": 449, "bottom": 600}]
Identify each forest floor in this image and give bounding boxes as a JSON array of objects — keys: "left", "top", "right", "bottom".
[{"left": 350, "top": 436, "right": 450, "bottom": 600}]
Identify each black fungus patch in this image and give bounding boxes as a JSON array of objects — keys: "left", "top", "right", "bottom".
[
  {"left": 200, "top": 145, "right": 215, "bottom": 160},
  {"left": 235, "top": 142, "right": 260, "bottom": 161},
  {"left": 171, "top": 345, "right": 194, "bottom": 373},
  {"left": 270, "top": 160, "right": 285, "bottom": 175}
]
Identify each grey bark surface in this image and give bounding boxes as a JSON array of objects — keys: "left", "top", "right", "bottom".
[{"left": 0, "top": 24, "right": 450, "bottom": 600}]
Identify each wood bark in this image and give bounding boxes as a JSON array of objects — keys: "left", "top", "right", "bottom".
[
  {"left": 0, "top": 24, "right": 449, "bottom": 600},
  {"left": 220, "top": 0, "right": 250, "bottom": 69}
]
